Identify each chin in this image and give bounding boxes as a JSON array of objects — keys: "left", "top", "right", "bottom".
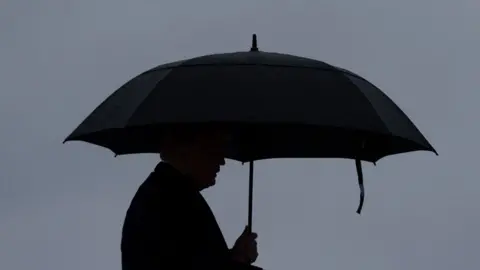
[
  {"left": 199, "top": 176, "right": 216, "bottom": 189},
  {"left": 207, "top": 177, "right": 216, "bottom": 187}
]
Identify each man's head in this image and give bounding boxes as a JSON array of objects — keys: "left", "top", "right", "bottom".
[{"left": 159, "top": 126, "right": 231, "bottom": 190}]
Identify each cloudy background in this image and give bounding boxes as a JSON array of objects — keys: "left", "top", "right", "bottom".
[{"left": 1, "top": 0, "right": 478, "bottom": 269}]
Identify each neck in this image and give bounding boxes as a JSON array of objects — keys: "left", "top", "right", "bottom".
[
  {"left": 163, "top": 159, "right": 189, "bottom": 176},
  {"left": 162, "top": 159, "right": 204, "bottom": 190}
]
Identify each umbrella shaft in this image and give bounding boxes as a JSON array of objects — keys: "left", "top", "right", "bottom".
[{"left": 248, "top": 161, "right": 254, "bottom": 232}]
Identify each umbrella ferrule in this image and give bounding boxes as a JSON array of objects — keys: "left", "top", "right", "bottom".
[{"left": 250, "top": 34, "right": 259, "bottom": 52}]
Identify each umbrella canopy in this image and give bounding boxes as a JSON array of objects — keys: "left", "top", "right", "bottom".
[{"left": 65, "top": 34, "right": 437, "bottom": 217}]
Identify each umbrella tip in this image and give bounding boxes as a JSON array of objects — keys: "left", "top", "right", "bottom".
[{"left": 250, "top": 34, "right": 259, "bottom": 52}]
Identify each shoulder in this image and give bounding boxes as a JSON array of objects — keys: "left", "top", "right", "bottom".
[
  {"left": 121, "top": 171, "right": 184, "bottom": 239},
  {"left": 126, "top": 171, "right": 176, "bottom": 217},
  {"left": 124, "top": 166, "right": 198, "bottom": 220}
]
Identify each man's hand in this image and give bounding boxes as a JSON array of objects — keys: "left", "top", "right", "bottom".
[{"left": 230, "top": 226, "right": 258, "bottom": 264}]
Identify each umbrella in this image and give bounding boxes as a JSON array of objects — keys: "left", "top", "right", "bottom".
[{"left": 64, "top": 34, "right": 437, "bottom": 229}]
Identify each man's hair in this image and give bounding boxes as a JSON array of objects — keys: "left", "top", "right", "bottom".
[
  {"left": 158, "top": 125, "right": 229, "bottom": 161},
  {"left": 159, "top": 127, "right": 196, "bottom": 161}
]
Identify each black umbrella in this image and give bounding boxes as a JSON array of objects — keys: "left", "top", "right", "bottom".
[{"left": 65, "top": 34, "right": 437, "bottom": 229}]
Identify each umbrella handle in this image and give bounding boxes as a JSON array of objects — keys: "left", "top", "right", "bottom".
[{"left": 247, "top": 161, "right": 254, "bottom": 233}]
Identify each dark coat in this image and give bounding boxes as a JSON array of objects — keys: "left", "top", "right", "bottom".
[{"left": 121, "top": 162, "right": 261, "bottom": 270}]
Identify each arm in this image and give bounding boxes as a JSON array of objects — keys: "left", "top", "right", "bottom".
[{"left": 125, "top": 190, "right": 261, "bottom": 270}]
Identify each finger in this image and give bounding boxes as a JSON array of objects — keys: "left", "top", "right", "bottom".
[
  {"left": 242, "top": 226, "right": 250, "bottom": 235},
  {"left": 248, "top": 242, "right": 258, "bottom": 255},
  {"left": 241, "top": 228, "right": 257, "bottom": 238},
  {"left": 249, "top": 250, "right": 258, "bottom": 263},
  {"left": 243, "top": 233, "right": 257, "bottom": 242}
]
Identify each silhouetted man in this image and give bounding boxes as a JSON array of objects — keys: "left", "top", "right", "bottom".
[{"left": 121, "top": 127, "right": 261, "bottom": 269}]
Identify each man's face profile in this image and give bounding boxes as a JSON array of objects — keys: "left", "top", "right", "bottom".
[
  {"left": 161, "top": 127, "right": 231, "bottom": 189},
  {"left": 187, "top": 130, "right": 230, "bottom": 188}
]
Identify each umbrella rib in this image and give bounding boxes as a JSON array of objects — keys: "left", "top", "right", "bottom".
[{"left": 123, "top": 70, "right": 175, "bottom": 130}]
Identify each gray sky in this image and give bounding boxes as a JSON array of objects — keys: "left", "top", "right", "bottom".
[{"left": 1, "top": 0, "right": 478, "bottom": 269}]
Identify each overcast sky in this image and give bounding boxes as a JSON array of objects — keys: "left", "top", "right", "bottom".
[{"left": 1, "top": 0, "right": 479, "bottom": 269}]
